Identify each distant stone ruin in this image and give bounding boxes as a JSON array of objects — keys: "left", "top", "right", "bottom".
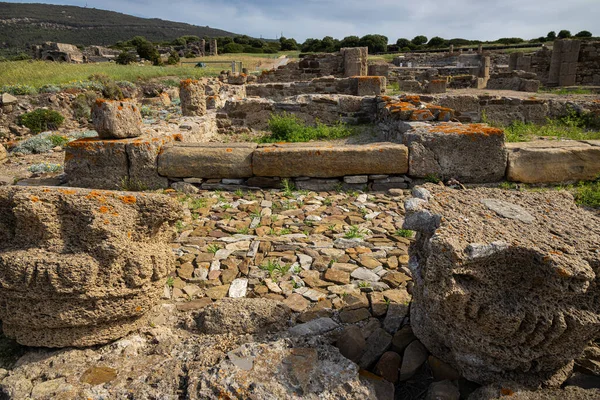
[
  {"left": 32, "top": 41, "right": 84, "bottom": 63},
  {"left": 509, "top": 39, "right": 600, "bottom": 86}
]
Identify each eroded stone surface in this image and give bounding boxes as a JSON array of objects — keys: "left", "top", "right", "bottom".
[
  {"left": 0, "top": 186, "right": 181, "bottom": 347},
  {"left": 92, "top": 99, "right": 143, "bottom": 139},
  {"left": 403, "top": 184, "right": 600, "bottom": 388}
]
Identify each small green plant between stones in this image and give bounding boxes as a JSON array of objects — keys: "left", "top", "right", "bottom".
[
  {"left": 344, "top": 225, "right": 365, "bottom": 239},
  {"left": 395, "top": 229, "right": 414, "bottom": 238}
]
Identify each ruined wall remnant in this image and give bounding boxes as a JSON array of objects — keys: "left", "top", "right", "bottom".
[
  {"left": 342, "top": 47, "right": 368, "bottom": 77},
  {"left": 403, "top": 184, "right": 600, "bottom": 388},
  {"left": 209, "top": 39, "right": 218, "bottom": 56},
  {"left": 180, "top": 79, "right": 207, "bottom": 116},
  {"left": 486, "top": 70, "right": 541, "bottom": 92},
  {"left": 548, "top": 39, "right": 581, "bottom": 87},
  {"left": 92, "top": 99, "right": 143, "bottom": 139},
  {"left": 0, "top": 186, "right": 182, "bottom": 347},
  {"left": 257, "top": 47, "right": 368, "bottom": 83},
  {"left": 32, "top": 42, "right": 84, "bottom": 63}
]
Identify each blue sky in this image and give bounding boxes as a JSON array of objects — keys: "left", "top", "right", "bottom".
[{"left": 4, "top": 0, "right": 599, "bottom": 42}]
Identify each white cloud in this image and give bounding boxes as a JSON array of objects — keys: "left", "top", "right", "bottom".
[{"left": 6, "top": 0, "right": 599, "bottom": 42}]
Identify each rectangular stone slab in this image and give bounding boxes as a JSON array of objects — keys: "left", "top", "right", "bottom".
[
  {"left": 158, "top": 143, "right": 257, "bottom": 178},
  {"left": 507, "top": 142, "right": 600, "bottom": 183},
  {"left": 252, "top": 143, "right": 408, "bottom": 178}
]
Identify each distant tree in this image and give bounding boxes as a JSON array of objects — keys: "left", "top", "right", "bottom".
[
  {"left": 115, "top": 51, "right": 137, "bottom": 65},
  {"left": 448, "top": 38, "right": 474, "bottom": 46},
  {"left": 427, "top": 36, "right": 446, "bottom": 47},
  {"left": 359, "top": 34, "right": 388, "bottom": 53},
  {"left": 340, "top": 36, "right": 361, "bottom": 48},
  {"left": 536, "top": 37, "right": 547, "bottom": 43},
  {"left": 558, "top": 30, "right": 571, "bottom": 39},
  {"left": 167, "top": 51, "right": 180, "bottom": 65},
  {"left": 234, "top": 35, "right": 251, "bottom": 45},
  {"left": 279, "top": 37, "right": 299, "bottom": 51},
  {"left": 222, "top": 42, "right": 244, "bottom": 53},
  {"left": 301, "top": 38, "right": 322, "bottom": 52},
  {"left": 411, "top": 35, "right": 428, "bottom": 46},
  {"left": 575, "top": 30, "right": 592, "bottom": 38},
  {"left": 323, "top": 37, "right": 336, "bottom": 52},
  {"left": 497, "top": 37, "right": 524, "bottom": 45},
  {"left": 396, "top": 38, "right": 411, "bottom": 48},
  {"left": 171, "top": 37, "right": 186, "bottom": 46},
  {"left": 547, "top": 31, "right": 557, "bottom": 40},
  {"left": 134, "top": 37, "right": 160, "bottom": 64},
  {"left": 180, "top": 35, "right": 200, "bottom": 44}
]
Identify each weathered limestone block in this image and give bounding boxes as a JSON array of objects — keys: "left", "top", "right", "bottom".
[
  {"left": 92, "top": 99, "right": 143, "bottom": 139},
  {"left": 188, "top": 338, "right": 378, "bottom": 399},
  {"left": 0, "top": 143, "right": 7, "bottom": 164},
  {"left": 403, "top": 184, "right": 600, "bottom": 388},
  {"left": 424, "top": 80, "right": 447, "bottom": 94},
  {"left": 158, "top": 143, "right": 257, "bottom": 178},
  {"left": 405, "top": 123, "right": 507, "bottom": 183},
  {"left": 368, "top": 63, "right": 389, "bottom": 79},
  {"left": 354, "top": 76, "right": 386, "bottom": 96},
  {"left": 253, "top": 143, "right": 409, "bottom": 178},
  {"left": 342, "top": 47, "right": 368, "bottom": 77},
  {"left": 0, "top": 186, "right": 181, "bottom": 347},
  {"left": 180, "top": 79, "right": 207, "bottom": 117},
  {"left": 506, "top": 141, "right": 600, "bottom": 183},
  {"left": 65, "top": 135, "right": 181, "bottom": 190}
]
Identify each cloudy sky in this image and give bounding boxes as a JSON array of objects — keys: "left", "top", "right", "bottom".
[{"left": 6, "top": 0, "right": 599, "bottom": 42}]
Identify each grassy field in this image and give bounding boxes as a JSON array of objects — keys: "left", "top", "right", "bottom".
[{"left": 0, "top": 52, "right": 301, "bottom": 89}]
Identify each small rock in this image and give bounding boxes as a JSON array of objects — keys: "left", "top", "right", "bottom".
[
  {"left": 351, "top": 267, "right": 381, "bottom": 282},
  {"left": 289, "top": 317, "right": 338, "bottom": 336},
  {"left": 336, "top": 325, "right": 366, "bottom": 364},
  {"left": 339, "top": 308, "right": 371, "bottom": 323},
  {"left": 383, "top": 303, "right": 408, "bottom": 334},
  {"left": 283, "top": 293, "right": 310, "bottom": 312},
  {"left": 324, "top": 269, "right": 350, "bottom": 284},
  {"left": 425, "top": 380, "right": 460, "bottom": 400},
  {"left": 359, "top": 328, "right": 393, "bottom": 369},
  {"left": 375, "top": 351, "right": 402, "bottom": 383},
  {"left": 228, "top": 278, "right": 248, "bottom": 298},
  {"left": 392, "top": 326, "right": 416, "bottom": 353},
  {"left": 400, "top": 340, "right": 428, "bottom": 381}
]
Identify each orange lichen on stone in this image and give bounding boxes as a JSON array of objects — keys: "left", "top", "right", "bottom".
[
  {"left": 500, "top": 388, "right": 515, "bottom": 396},
  {"left": 58, "top": 189, "right": 77, "bottom": 195},
  {"left": 410, "top": 109, "right": 434, "bottom": 121},
  {"left": 86, "top": 191, "right": 108, "bottom": 203},
  {"left": 180, "top": 79, "right": 200, "bottom": 88},
  {"left": 120, "top": 195, "right": 137, "bottom": 204},
  {"left": 428, "top": 123, "right": 504, "bottom": 136},
  {"left": 98, "top": 206, "right": 110, "bottom": 213},
  {"left": 30, "top": 196, "right": 40, "bottom": 202}
]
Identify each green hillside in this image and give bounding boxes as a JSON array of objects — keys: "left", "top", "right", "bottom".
[{"left": 0, "top": 2, "right": 237, "bottom": 54}]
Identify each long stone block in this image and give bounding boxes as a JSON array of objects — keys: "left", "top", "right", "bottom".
[
  {"left": 507, "top": 141, "right": 600, "bottom": 183},
  {"left": 253, "top": 143, "right": 408, "bottom": 178},
  {"left": 158, "top": 143, "right": 257, "bottom": 178},
  {"left": 65, "top": 135, "right": 180, "bottom": 190}
]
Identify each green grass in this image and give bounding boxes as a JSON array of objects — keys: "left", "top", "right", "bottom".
[
  {"left": 258, "top": 113, "right": 356, "bottom": 143},
  {"left": 344, "top": 225, "right": 365, "bottom": 239},
  {"left": 0, "top": 60, "right": 215, "bottom": 89},
  {"left": 503, "top": 119, "right": 600, "bottom": 142},
  {"left": 395, "top": 229, "right": 414, "bottom": 238},
  {"left": 259, "top": 260, "right": 292, "bottom": 279},
  {"left": 573, "top": 181, "right": 600, "bottom": 208},
  {"left": 540, "top": 87, "right": 594, "bottom": 95},
  {"left": 207, "top": 244, "right": 221, "bottom": 254}
]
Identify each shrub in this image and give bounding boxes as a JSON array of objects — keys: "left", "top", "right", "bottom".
[
  {"left": 48, "top": 134, "right": 69, "bottom": 147},
  {"left": 167, "top": 51, "right": 180, "bottom": 65},
  {"left": 28, "top": 163, "right": 62, "bottom": 174},
  {"left": 39, "top": 84, "right": 61, "bottom": 93},
  {"left": 89, "top": 73, "right": 123, "bottom": 100},
  {"left": 115, "top": 51, "right": 137, "bottom": 65},
  {"left": 259, "top": 113, "right": 355, "bottom": 143},
  {"left": 18, "top": 109, "right": 64, "bottom": 134},
  {"left": 0, "top": 84, "right": 37, "bottom": 95},
  {"left": 573, "top": 180, "right": 600, "bottom": 208}
]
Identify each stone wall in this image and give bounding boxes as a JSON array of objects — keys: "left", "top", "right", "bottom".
[
  {"left": 509, "top": 40, "right": 600, "bottom": 86},
  {"left": 577, "top": 41, "right": 600, "bottom": 85},
  {"left": 486, "top": 70, "right": 540, "bottom": 92},
  {"left": 257, "top": 48, "right": 368, "bottom": 83},
  {"left": 246, "top": 76, "right": 385, "bottom": 99}
]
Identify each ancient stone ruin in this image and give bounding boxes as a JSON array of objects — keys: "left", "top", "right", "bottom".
[
  {"left": 0, "top": 186, "right": 181, "bottom": 347},
  {"left": 403, "top": 184, "right": 600, "bottom": 388},
  {"left": 31, "top": 42, "right": 84, "bottom": 63}
]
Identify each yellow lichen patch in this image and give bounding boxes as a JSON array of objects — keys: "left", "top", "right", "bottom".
[
  {"left": 120, "top": 195, "right": 137, "bottom": 204},
  {"left": 180, "top": 79, "right": 200, "bottom": 88},
  {"left": 58, "top": 189, "right": 77, "bottom": 195},
  {"left": 98, "top": 206, "right": 110, "bottom": 214},
  {"left": 30, "top": 195, "right": 40, "bottom": 202},
  {"left": 410, "top": 109, "right": 434, "bottom": 121},
  {"left": 428, "top": 123, "right": 504, "bottom": 136}
]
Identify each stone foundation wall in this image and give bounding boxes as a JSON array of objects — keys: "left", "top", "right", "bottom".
[
  {"left": 246, "top": 76, "right": 385, "bottom": 99},
  {"left": 257, "top": 47, "right": 368, "bottom": 83},
  {"left": 577, "top": 41, "right": 600, "bottom": 85}
]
